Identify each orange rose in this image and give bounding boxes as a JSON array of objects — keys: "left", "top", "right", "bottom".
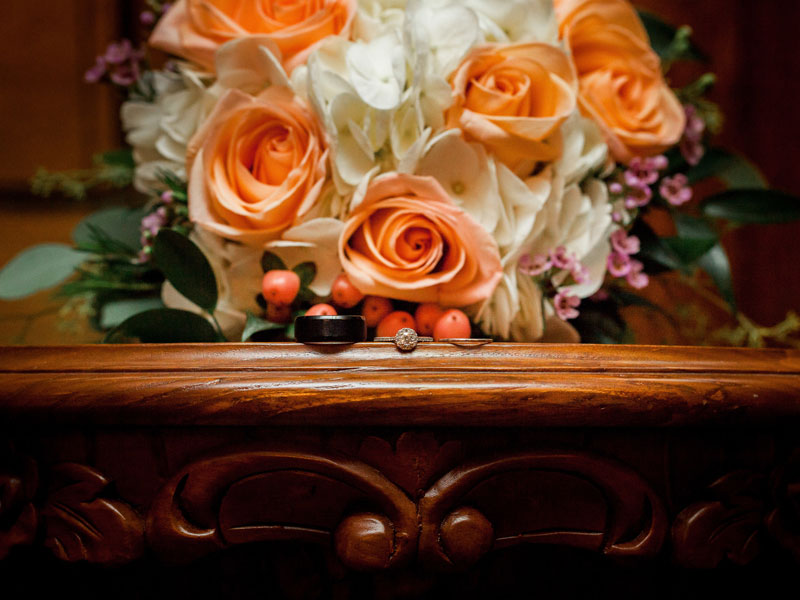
[
  {"left": 187, "top": 87, "right": 328, "bottom": 244},
  {"left": 150, "top": 0, "right": 357, "bottom": 73},
  {"left": 447, "top": 43, "right": 578, "bottom": 174},
  {"left": 339, "top": 174, "right": 502, "bottom": 306},
  {"left": 554, "top": 0, "right": 685, "bottom": 162}
]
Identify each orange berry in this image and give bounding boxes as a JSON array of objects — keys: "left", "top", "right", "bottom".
[
  {"left": 414, "top": 303, "right": 445, "bottom": 336},
  {"left": 433, "top": 309, "right": 471, "bottom": 341},
  {"left": 331, "top": 273, "right": 364, "bottom": 308},
  {"left": 362, "top": 296, "right": 393, "bottom": 327},
  {"left": 306, "top": 303, "right": 337, "bottom": 316},
  {"left": 376, "top": 311, "right": 416, "bottom": 338},
  {"left": 262, "top": 270, "right": 300, "bottom": 307},
  {"left": 266, "top": 303, "right": 292, "bottom": 323}
]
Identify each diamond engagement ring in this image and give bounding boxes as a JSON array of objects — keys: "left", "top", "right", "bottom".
[{"left": 374, "top": 328, "right": 433, "bottom": 351}]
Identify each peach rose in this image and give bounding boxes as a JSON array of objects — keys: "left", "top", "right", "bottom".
[
  {"left": 554, "top": 0, "right": 685, "bottom": 162},
  {"left": 150, "top": 0, "right": 357, "bottom": 73},
  {"left": 447, "top": 42, "right": 578, "bottom": 174},
  {"left": 339, "top": 174, "right": 502, "bottom": 306},
  {"left": 187, "top": 86, "right": 328, "bottom": 244}
]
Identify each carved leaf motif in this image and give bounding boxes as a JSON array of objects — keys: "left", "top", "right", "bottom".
[
  {"left": 42, "top": 463, "right": 144, "bottom": 565},
  {"left": 358, "top": 432, "right": 463, "bottom": 498},
  {"left": 672, "top": 470, "right": 766, "bottom": 568},
  {"left": 0, "top": 448, "right": 38, "bottom": 559}
]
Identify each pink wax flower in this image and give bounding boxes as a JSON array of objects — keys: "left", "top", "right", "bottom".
[
  {"left": 660, "top": 174, "right": 693, "bottom": 206},
  {"left": 84, "top": 57, "right": 106, "bottom": 83},
  {"left": 553, "top": 290, "right": 581, "bottom": 320},
  {"left": 680, "top": 105, "right": 706, "bottom": 166},
  {"left": 590, "top": 289, "right": 610, "bottom": 302},
  {"left": 607, "top": 251, "right": 632, "bottom": 277},
  {"left": 571, "top": 262, "right": 590, "bottom": 285},
  {"left": 160, "top": 190, "right": 174, "bottom": 204},
  {"left": 610, "top": 229, "right": 641, "bottom": 256},
  {"left": 141, "top": 211, "right": 166, "bottom": 236},
  {"left": 625, "top": 156, "right": 667, "bottom": 187},
  {"left": 104, "top": 39, "right": 134, "bottom": 64},
  {"left": 550, "top": 246, "right": 575, "bottom": 270},
  {"left": 140, "top": 11, "right": 156, "bottom": 26},
  {"left": 609, "top": 182, "right": 624, "bottom": 195},
  {"left": 519, "top": 253, "right": 552, "bottom": 276},
  {"left": 626, "top": 260, "right": 650, "bottom": 290},
  {"left": 624, "top": 182, "right": 652, "bottom": 209}
]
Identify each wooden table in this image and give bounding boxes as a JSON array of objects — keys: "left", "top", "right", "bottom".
[{"left": 1, "top": 343, "right": 799, "bottom": 598}]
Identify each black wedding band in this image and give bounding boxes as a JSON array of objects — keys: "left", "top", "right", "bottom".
[{"left": 294, "top": 315, "right": 367, "bottom": 344}]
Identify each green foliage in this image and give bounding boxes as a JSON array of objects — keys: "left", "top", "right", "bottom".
[
  {"left": 99, "top": 297, "right": 165, "bottom": 329},
  {"left": 572, "top": 300, "right": 633, "bottom": 345},
  {"left": 0, "top": 244, "right": 88, "bottom": 300},
  {"left": 688, "top": 149, "right": 767, "bottom": 189},
  {"left": 152, "top": 229, "right": 218, "bottom": 313},
  {"left": 293, "top": 262, "right": 317, "bottom": 288},
  {"left": 638, "top": 11, "right": 706, "bottom": 66},
  {"left": 103, "top": 308, "right": 219, "bottom": 343},
  {"left": 261, "top": 251, "right": 287, "bottom": 273},
  {"left": 698, "top": 244, "right": 737, "bottom": 312},
  {"left": 241, "top": 311, "right": 286, "bottom": 342},
  {"left": 31, "top": 149, "right": 136, "bottom": 200},
  {"left": 701, "top": 190, "right": 800, "bottom": 225},
  {"left": 72, "top": 206, "right": 148, "bottom": 255}
]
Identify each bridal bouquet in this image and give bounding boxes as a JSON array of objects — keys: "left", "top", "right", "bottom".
[{"left": 2, "top": 0, "right": 799, "bottom": 344}]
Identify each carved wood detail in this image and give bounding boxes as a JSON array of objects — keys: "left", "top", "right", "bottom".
[
  {"left": 0, "top": 444, "right": 37, "bottom": 559},
  {"left": 419, "top": 451, "right": 668, "bottom": 571}
]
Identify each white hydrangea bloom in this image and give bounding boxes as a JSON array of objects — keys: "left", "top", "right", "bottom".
[
  {"left": 555, "top": 112, "right": 609, "bottom": 187},
  {"left": 462, "top": 0, "right": 559, "bottom": 44},
  {"left": 121, "top": 64, "right": 210, "bottom": 192}
]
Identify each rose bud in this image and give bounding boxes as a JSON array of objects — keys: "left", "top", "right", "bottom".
[
  {"left": 376, "top": 311, "right": 416, "bottom": 338},
  {"left": 262, "top": 270, "right": 300, "bottom": 307},
  {"left": 433, "top": 309, "right": 471, "bottom": 341},
  {"left": 306, "top": 303, "right": 337, "bottom": 316},
  {"left": 415, "top": 303, "right": 445, "bottom": 337},
  {"left": 331, "top": 273, "right": 364, "bottom": 308},
  {"left": 362, "top": 296, "right": 393, "bottom": 328}
]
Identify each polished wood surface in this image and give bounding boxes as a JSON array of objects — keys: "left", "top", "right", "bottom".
[{"left": 1, "top": 344, "right": 798, "bottom": 598}]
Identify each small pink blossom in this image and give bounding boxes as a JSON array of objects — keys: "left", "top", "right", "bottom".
[
  {"left": 624, "top": 183, "right": 652, "bottom": 209},
  {"left": 104, "top": 39, "right": 134, "bottom": 64},
  {"left": 609, "top": 182, "right": 624, "bottom": 195},
  {"left": 607, "top": 251, "right": 632, "bottom": 277},
  {"left": 681, "top": 105, "right": 706, "bottom": 166},
  {"left": 610, "top": 229, "right": 640, "bottom": 256},
  {"left": 140, "top": 11, "right": 156, "bottom": 26},
  {"left": 571, "top": 262, "right": 590, "bottom": 285},
  {"left": 554, "top": 290, "right": 581, "bottom": 320},
  {"left": 660, "top": 174, "right": 693, "bottom": 206},
  {"left": 549, "top": 246, "right": 575, "bottom": 270},
  {"left": 141, "top": 211, "right": 166, "bottom": 236},
  {"left": 590, "top": 289, "right": 610, "bottom": 302},
  {"left": 519, "top": 253, "right": 552, "bottom": 277},
  {"left": 160, "top": 190, "right": 174, "bottom": 204},
  {"left": 625, "top": 156, "right": 666, "bottom": 187},
  {"left": 611, "top": 211, "right": 624, "bottom": 223},
  {"left": 84, "top": 57, "right": 106, "bottom": 83},
  {"left": 626, "top": 260, "right": 650, "bottom": 290}
]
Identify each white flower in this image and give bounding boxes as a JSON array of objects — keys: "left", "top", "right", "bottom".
[
  {"left": 555, "top": 112, "right": 609, "bottom": 187},
  {"left": 265, "top": 218, "right": 346, "bottom": 296},
  {"left": 121, "top": 64, "right": 210, "bottom": 192},
  {"left": 161, "top": 229, "right": 262, "bottom": 341},
  {"left": 346, "top": 33, "right": 406, "bottom": 110},
  {"left": 462, "top": 0, "right": 558, "bottom": 44},
  {"left": 354, "top": 0, "right": 407, "bottom": 41}
]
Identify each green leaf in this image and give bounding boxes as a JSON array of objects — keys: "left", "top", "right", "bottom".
[
  {"left": 663, "top": 237, "right": 718, "bottom": 266},
  {"left": 687, "top": 149, "right": 767, "bottom": 189},
  {"left": 0, "top": 244, "right": 87, "bottom": 300},
  {"left": 631, "top": 220, "right": 683, "bottom": 273},
  {"left": 698, "top": 244, "right": 737, "bottom": 312},
  {"left": 97, "top": 148, "right": 135, "bottom": 169},
  {"left": 103, "top": 308, "right": 219, "bottom": 343},
  {"left": 637, "top": 11, "right": 706, "bottom": 63},
  {"left": 99, "top": 297, "right": 165, "bottom": 329},
  {"left": 673, "top": 213, "right": 717, "bottom": 240},
  {"left": 702, "top": 190, "right": 800, "bottom": 224},
  {"left": 152, "top": 229, "right": 218, "bottom": 312},
  {"left": 293, "top": 262, "right": 316, "bottom": 288},
  {"left": 241, "top": 311, "right": 285, "bottom": 342},
  {"left": 260, "top": 251, "right": 287, "bottom": 273},
  {"left": 572, "top": 302, "right": 630, "bottom": 344},
  {"left": 72, "top": 206, "right": 147, "bottom": 252}
]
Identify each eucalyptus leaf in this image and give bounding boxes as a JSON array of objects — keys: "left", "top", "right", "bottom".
[
  {"left": 241, "top": 311, "right": 285, "bottom": 342},
  {"left": 293, "top": 262, "right": 317, "bottom": 288},
  {"left": 687, "top": 149, "right": 767, "bottom": 189},
  {"left": 698, "top": 244, "right": 737, "bottom": 312},
  {"left": 72, "top": 206, "right": 147, "bottom": 252},
  {"left": 261, "top": 251, "right": 287, "bottom": 273},
  {"left": 99, "top": 297, "right": 165, "bottom": 329},
  {"left": 702, "top": 190, "right": 800, "bottom": 224},
  {"left": 153, "top": 229, "right": 218, "bottom": 312},
  {"left": 103, "top": 308, "right": 219, "bottom": 343},
  {"left": 0, "top": 244, "right": 87, "bottom": 300}
]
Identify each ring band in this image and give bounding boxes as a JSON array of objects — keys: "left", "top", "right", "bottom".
[
  {"left": 374, "top": 328, "right": 432, "bottom": 351},
  {"left": 438, "top": 338, "right": 492, "bottom": 347},
  {"left": 295, "top": 315, "right": 367, "bottom": 344}
]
